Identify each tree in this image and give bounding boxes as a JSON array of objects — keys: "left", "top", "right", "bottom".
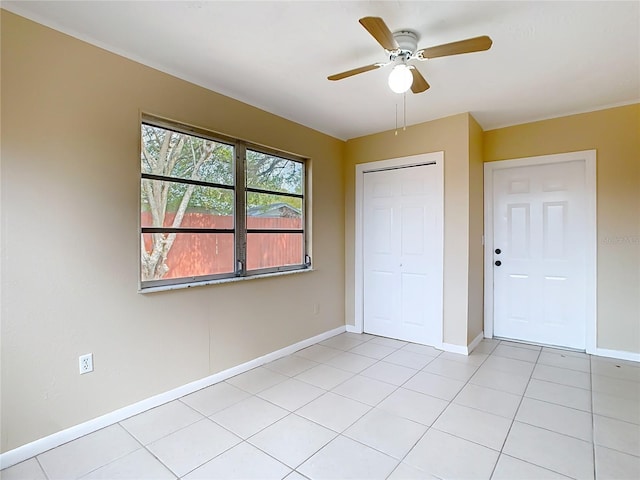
[
  {"left": 140, "top": 125, "right": 303, "bottom": 281},
  {"left": 245, "top": 149, "right": 303, "bottom": 216},
  {"left": 141, "top": 126, "right": 233, "bottom": 280}
]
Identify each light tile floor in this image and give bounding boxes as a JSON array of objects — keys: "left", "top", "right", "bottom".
[{"left": 2, "top": 333, "right": 640, "bottom": 479}]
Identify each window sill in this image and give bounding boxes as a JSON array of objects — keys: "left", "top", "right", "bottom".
[{"left": 138, "top": 268, "right": 315, "bottom": 294}]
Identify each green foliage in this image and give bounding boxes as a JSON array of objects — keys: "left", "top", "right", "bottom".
[
  {"left": 246, "top": 149, "right": 303, "bottom": 212},
  {"left": 246, "top": 150, "right": 303, "bottom": 193},
  {"left": 141, "top": 126, "right": 304, "bottom": 216},
  {"left": 141, "top": 125, "right": 235, "bottom": 215}
]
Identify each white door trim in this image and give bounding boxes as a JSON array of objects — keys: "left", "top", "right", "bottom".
[
  {"left": 483, "top": 150, "right": 597, "bottom": 354},
  {"left": 353, "top": 152, "right": 444, "bottom": 348}
]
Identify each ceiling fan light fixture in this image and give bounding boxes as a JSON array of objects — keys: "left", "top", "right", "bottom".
[{"left": 388, "top": 64, "right": 413, "bottom": 93}]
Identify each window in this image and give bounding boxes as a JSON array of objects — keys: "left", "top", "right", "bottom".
[{"left": 140, "top": 115, "right": 308, "bottom": 290}]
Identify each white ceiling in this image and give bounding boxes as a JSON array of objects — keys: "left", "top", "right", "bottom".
[{"left": 4, "top": 1, "right": 639, "bottom": 140}]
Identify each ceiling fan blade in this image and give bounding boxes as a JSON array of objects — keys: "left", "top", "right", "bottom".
[
  {"left": 410, "top": 68, "right": 430, "bottom": 93},
  {"left": 417, "top": 35, "right": 493, "bottom": 59},
  {"left": 359, "top": 16, "right": 399, "bottom": 51},
  {"left": 328, "top": 63, "right": 382, "bottom": 81}
]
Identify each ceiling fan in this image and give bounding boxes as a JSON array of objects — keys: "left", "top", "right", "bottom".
[{"left": 328, "top": 17, "right": 493, "bottom": 94}]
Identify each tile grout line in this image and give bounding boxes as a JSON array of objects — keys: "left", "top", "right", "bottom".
[
  {"left": 338, "top": 344, "right": 447, "bottom": 470},
  {"left": 382, "top": 341, "right": 496, "bottom": 479},
  {"left": 142, "top": 442, "right": 186, "bottom": 479},
  {"left": 168, "top": 388, "right": 322, "bottom": 480},
  {"left": 491, "top": 346, "right": 598, "bottom": 479},
  {"left": 517, "top": 394, "right": 594, "bottom": 416},
  {"left": 293, "top": 337, "right": 443, "bottom": 479},
  {"left": 259, "top": 336, "right": 415, "bottom": 479},
  {"left": 487, "top": 341, "right": 541, "bottom": 480},
  {"left": 245, "top": 413, "right": 339, "bottom": 477},
  {"left": 168, "top": 437, "right": 242, "bottom": 479},
  {"left": 73, "top": 425, "right": 148, "bottom": 480},
  {"left": 184, "top": 382, "right": 343, "bottom": 478},
  {"left": 389, "top": 338, "right": 543, "bottom": 477},
  {"left": 255, "top": 334, "right": 600, "bottom": 475},
  {"left": 201, "top": 339, "right": 398, "bottom": 477},
  {"left": 496, "top": 453, "right": 575, "bottom": 480},
  {"left": 34, "top": 456, "right": 49, "bottom": 480},
  {"left": 127, "top": 395, "right": 272, "bottom": 478}
]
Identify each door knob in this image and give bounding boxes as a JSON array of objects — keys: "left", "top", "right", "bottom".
[
  {"left": 495, "top": 260, "right": 502, "bottom": 266},
  {"left": 495, "top": 248, "right": 501, "bottom": 254}
]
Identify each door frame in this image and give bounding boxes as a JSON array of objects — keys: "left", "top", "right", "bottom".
[
  {"left": 483, "top": 150, "right": 597, "bottom": 353},
  {"left": 352, "top": 151, "right": 444, "bottom": 348}
]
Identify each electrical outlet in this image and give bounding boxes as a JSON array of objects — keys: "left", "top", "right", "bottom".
[{"left": 79, "top": 353, "right": 93, "bottom": 374}]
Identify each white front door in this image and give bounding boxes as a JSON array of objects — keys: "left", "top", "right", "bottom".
[
  {"left": 492, "top": 160, "right": 589, "bottom": 349},
  {"left": 363, "top": 164, "right": 443, "bottom": 346}
]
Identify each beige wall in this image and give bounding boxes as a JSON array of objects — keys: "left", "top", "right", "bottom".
[
  {"left": 484, "top": 105, "right": 640, "bottom": 353},
  {"left": 0, "top": 11, "right": 345, "bottom": 452},
  {"left": 467, "top": 116, "right": 484, "bottom": 343},
  {"left": 344, "top": 113, "right": 481, "bottom": 348}
]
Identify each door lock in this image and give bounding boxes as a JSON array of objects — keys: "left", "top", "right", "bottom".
[{"left": 495, "top": 260, "right": 502, "bottom": 266}]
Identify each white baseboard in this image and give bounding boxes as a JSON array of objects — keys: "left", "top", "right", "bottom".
[
  {"left": 0, "top": 325, "right": 346, "bottom": 469},
  {"left": 594, "top": 347, "right": 640, "bottom": 363},
  {"left": 442, "top": 332, "right": 484, "bottom": 356},
  {"left": 485, "top": 335, "right": 639, "bottom": 364},
  {"left": 467, "top": 331, "right": 485, "bottom": 354},
  {"left": 441, "top": 342, "right": 468, "bottom": 355},
  {"left": 345, "top": 324, "right": 361, "bottom": 333}
]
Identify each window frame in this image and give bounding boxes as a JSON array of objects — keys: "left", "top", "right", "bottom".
[{"left": 139, "top": 114, "right": 309, "bottom": 291}]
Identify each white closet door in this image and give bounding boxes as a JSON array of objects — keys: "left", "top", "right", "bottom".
[{"left": 363, "top": 164, "right": 443, "bottom": 346}]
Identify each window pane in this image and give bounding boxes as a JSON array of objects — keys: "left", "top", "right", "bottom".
[
  {"left": 141, "top": 179, "right": 234, "bottom": 228},
  {"left": 141, "top": 233, "right": 234, "bottom": 281},
  {"left": 246, "top": 150, "right": 303, "bottom": 195},
  {"left": 247, "top": 233, "right": 303, "bottom": 270},
  {"left": 246, "top": 193, "right": 302, "bottom": 230},
  {"left": 141, "top": 124, "right": 234, "bottom": 185}
]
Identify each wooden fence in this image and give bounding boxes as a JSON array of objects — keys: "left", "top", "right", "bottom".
[{"left": 141, "top": 213, "right": 303, "bottom": 279}]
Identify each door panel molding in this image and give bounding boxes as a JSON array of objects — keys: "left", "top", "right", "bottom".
[
  {"left": 484, "top": 150, "right": 597, "bottom": 353},
  {"left": 354, "top": 152, "right": 444, "bottom": 348}
]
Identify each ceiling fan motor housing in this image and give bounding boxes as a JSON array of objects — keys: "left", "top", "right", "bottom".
[{"left": 392, "top": 30, "right": 419, "bottom": 59}]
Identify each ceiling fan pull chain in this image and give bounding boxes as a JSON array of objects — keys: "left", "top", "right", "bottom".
[
  {"left": 403, "top": 92, "right": 407, "bottom": 131},
  {"left": 395, "top": 103, "right": 399, "bottom": 136}
]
